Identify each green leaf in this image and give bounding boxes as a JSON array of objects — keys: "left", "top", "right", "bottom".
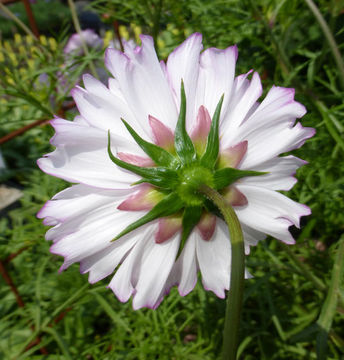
[
  {"left": 213, "top": 168, "right": 267, "bottom": 190},
  {"left": 91, "top": 292, "right": 132, "bottom": 333},
  {"left": 200, "top": 94, "right": 224, "bottom": 168},
  {"left": 108, "top": 131, "right": 178, "bottom": 189},
  {"left": 113, "top": 193, "right": 184, "bottom": 241},
  {"left": 121, "top": 119, "right": 177, "bottom": 168},
  {"left": 2, "top": 88, "right": 54, "bottom": 117},
  {"left": 181, "top": 206, "right": 202, "bottom": 244},
  {"left": 174, "top": 80, "right": 196, "bottom": 164}
]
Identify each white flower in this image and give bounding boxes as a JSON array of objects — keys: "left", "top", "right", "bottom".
[{"left": 37, "top": 33, "right": 314, "bottom": 309}]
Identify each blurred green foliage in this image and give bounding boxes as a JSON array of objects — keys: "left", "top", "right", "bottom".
[
  {"left": 0, "top": 0, "right": 71, "bottom": 37},
  {"left": 0, "top": 0, "right": 343, "bottom": 359}
]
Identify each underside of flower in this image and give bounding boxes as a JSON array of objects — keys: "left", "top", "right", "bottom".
[
  {"left": 108, "top": 81, "right": 265, "bottom": 247},
  {"left": 37, "top": 33, "right": 315, "bottom": 309}
]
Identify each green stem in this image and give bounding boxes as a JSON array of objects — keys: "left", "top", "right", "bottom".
[
  {"left": 304, "top": 0, "right": 344, "bottom": 90},
  {"left": 249, "top": 0, "right": 291, "bottom": 77},
  {"left": 67, "top": 0, "right": 99, "bottom": 79},
  {"left": 199, "top": 185, "right": 245, "bottom": 360},
  {"left": 0, "top": 2, "right": 49, "bottom": 59},
  {"left": 316, "top": 235, "right": 344, "bottom": 360},
  {"left": 0, "top": 2, "right": 37, "bottom": 40}
]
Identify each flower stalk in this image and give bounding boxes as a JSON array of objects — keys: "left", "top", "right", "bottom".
[
  {"left": 67, "top": 0, "right": 99, "bottom": 79},
  {"left": 199, "top": 185, "right": 245, "bottom": 360},
  {"left": 0, "top": 2, "right": 38, "bottom": 41},
  {"left": 304, "top": 0, "right": 344, "bottom": 90},
  {"left": 316, "top": 235, "right": 344, "bottom": 359}
]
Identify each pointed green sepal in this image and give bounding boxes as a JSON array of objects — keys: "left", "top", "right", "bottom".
[
  {"left": 213, "top": 167, "right": 267, "bottom": 190},
  {"left": 181, "top": 206, "right": 202, "bottom": 243},
  {"left": 112, "top": 193, "right": 184, "bottom": 241},
  {"left": 121, "top": 119, "right": 177, "bottom": 168},
  {"left": 200, "top": 94, "right": 224, "bottom": 168},
  {"left": 177, "top": 206, "right": 203, "bottom": 258},
  {"left": 108, "top": 131, "right": 178, "bottom": 189},
  {"left": 174, "top": 81, "right": 196, "bottom": 164}
]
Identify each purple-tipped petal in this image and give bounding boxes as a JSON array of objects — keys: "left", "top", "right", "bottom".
[
  {"left": 166, "top": 33, "right": 203, "bottom": 129},
  {"left": 195, "top": 45, "right": 237, "bottom": 121},
  {"left": 105, "top": 37, "right": 178, "bottom": 132}
]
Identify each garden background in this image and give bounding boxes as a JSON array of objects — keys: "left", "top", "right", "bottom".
[{"left": 0, "top": 0, "right": 343, "bottom": 359}]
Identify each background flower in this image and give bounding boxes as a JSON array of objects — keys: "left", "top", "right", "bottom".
[{"left": 64, "top": 29, "right": 103, "bottom": 55}]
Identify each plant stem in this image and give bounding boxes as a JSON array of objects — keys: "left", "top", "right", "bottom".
[
  {"left": 249, "top": 0, "right": 291, "bottom": 77},
  {"left": 67, "top": 0, "right": 99, "bottom": 79},
  {"left": 316, "top": 235, "right": 344, "bottom": 359},
  {"left": 304, "top": 0, "right": 344, "bottom": 90},
  {"left": 0, "top": 2, "right": 38, "bottom": 40},
  {"left": 199, "top": 185, "right": 245, "bottom": 360}
]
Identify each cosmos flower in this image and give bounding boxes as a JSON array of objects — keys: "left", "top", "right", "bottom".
[
  {"left": 64, "top": 29, "right": 103, "bottom": 55},
  {"left": 37, "top": 33, "right": 314, "bottom": 309}
]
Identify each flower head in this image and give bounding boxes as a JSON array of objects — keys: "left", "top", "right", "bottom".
[
  {"left": 37, "top": 34, "right": 314, "bottom": 309},
  {"left": 64, "top": 29, "right": 103, "bottom": 55}
]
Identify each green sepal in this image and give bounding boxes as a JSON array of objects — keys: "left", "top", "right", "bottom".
[
  {"left": 112, "top": 193, "right": 184, "bottom": 241},
  {"left": 108, "top": 131, "right": 178, "bottom": 189},
  {"left": 174, "top": 81, "right": 196, "bottom": 164},
  {"left": 121, "top": 119, "right": 177, "bottom": 168},
  {"left": 177, "top": 206, "right": 203, "bottom": 257},
  {"left": 213, "top": 167, "right": 267, "bottom": 190},
  {"left": 200, "top": 94, "right": 224, "bottom": 168}
]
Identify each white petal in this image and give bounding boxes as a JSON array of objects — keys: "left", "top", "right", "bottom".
[
  {"left": 220, "top": 71, "right": 262, "bottom": 146},
  {"left": 239, "top": 122, "right": 315, "bottom": 168},
  {"left": 50, "top": 205, "right": 145, "bottom": 271},
  {"left": 105, "top": 36, "right": 178, "bottom": 134},
  {"left": 108, "top": 225, "right": 179, "bottom": 308},
  {"left": 37, "top": 119, "right": 140, "bottom": 189},
  {"left": 240, "top": 155, "right": 307, "bottom": 190},
  {"left": 244, "top": 86, "right": 306, "bottom": 130},
  {"left": 71, "top": 75, "right": 136, "bottom": 138},
  {"left": 196, "top": 220, "right": 231, "bottom": 298},
  {"left": 80, "top": 230, "right": 140, "bottom": 283},
  {"left": 235, "top": 185, "right": 311, "bottom": 244},
  {"left": 224, "top": 85, "right": 307, "bottom": 149},
  {"left": 167, "top": 232, "right": 198, "bottom": 296},
  {"left": 195, "top": 45, "right": 237, "bottom": 120},
  {"left": 242, "top": 223, "right": 266, "bottom": 254},
  {"left": 132, "top": 233, "right": 180, "bottom": 309},
  {"left": 108, "top": 226, "right": 154, "bottom": 303},
  {"left": 166, "top": 33, "right": 203, "bottom": 128},
  {"left": 38, "top": 184, "right": 132, "bottom": 223}
]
